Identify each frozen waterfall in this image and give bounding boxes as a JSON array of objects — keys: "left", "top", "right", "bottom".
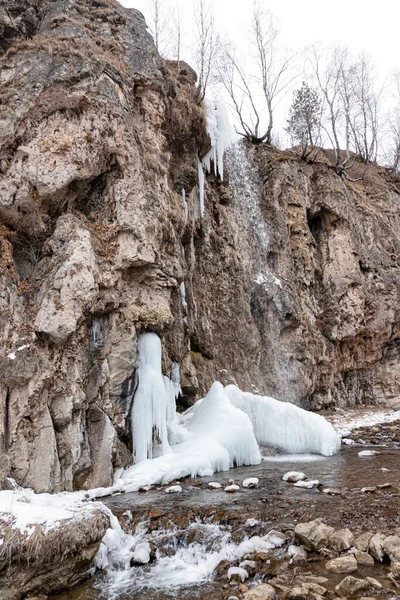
[
  {"left": 128, "top": 332, "right": 340, "bottom": 487},
  {"left": 131, "top": 333, "right": 178, "bottom": 463}
]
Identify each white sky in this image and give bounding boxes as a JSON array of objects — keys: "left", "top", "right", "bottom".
[
  {"left": 120, "top": 0, "right": 400, "bottom": 149},
  {"left": 120, "top": 0, "right": 400, "bottom": 76}
]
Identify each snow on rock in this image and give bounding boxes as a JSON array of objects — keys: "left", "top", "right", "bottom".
[
  {"left": 245, "top": 518, "right": 259, "bottom": 527},
  {"left": 228, "top": 566, "right": 248, "bottom": 582},
  {"left": 288, "top": 544, "right": 303, "bottom": 557},
  {"left": 0, "top": 487, "right": 107, "bottom": 535},
  {"left": 294, "top": 479, "right": 320, "bottom": 489},
  {"left": 329, "top": 408, "right": 400, "bottom": 436},
  {"left": 165, "top": 485, "right": 182, "bottom": 494},
  {"left": 342, "top": 438, "right": 355, "bottom": 445},
  {"left": 225, "top": 385, "right": 341, "bottom": 457},
  {"left": 264, "top": 530, "right": 286, "bottom": 547},
  {"left": 283, "top": 471, "right": 306, "bottom": 483},
  {"left": 255, "top": 272, "right": 283, "bottom": 289},
  {"left": 242, "top": 477, "right": 259, "bottom": 488},
  {"left": 225, "top": 484, "right": 240, "bottom": 493},
  {"left": 208, "top": 482, "right": 222, "bottom": 489},
  {"left": 237, "top": 536, "right": 275, "bottom": 557},
  {"left": 358, "top": 450, "right": 380, "bottom": 457}
]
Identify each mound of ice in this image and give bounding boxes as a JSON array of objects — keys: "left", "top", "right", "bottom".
[{"left": 225, "top": 385, "right": 341, "bottom": 457}]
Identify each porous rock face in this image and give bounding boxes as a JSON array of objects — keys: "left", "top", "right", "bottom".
[
  {"left": 251, "top": 148, "right": 400, "bottom": 410},
  {"left": 0, "top": 0, "right": 399, "bottom": 493}
]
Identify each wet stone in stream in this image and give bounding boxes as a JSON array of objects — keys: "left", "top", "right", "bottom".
[{"left": 49, "top": 436, "right": 400, "bottom": 600}]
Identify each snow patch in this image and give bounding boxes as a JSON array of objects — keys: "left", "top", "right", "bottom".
[{"left": 329, "top": 408, "right": 400, "bottom": 436}]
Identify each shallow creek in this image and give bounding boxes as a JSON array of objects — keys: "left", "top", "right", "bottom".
[{"left": 49, "top": 442, "right": 400, "bottom": 600}]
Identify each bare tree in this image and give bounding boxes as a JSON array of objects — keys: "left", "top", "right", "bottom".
[
  {"left": 193, "top": 0, "right": 219, "bottom": 103},
  {"left": 349, "top": 53, "right": 381, "bottom": 165},
  {"left": 216, "top": 6, "right": 297, "bottom": 144},
  {"left": 310, "top": 46, "right": 382, "bottom": 178},
  {"left": 383, "top": 71, "right": 400, "bottom": 174},
  {"left": 147, "top": 0, "right": 169, "bottom": 55},
  {"left": 251, "top": 6, "right": 296, "bottom": 144},
  {"left": 217, "top": 43, "right": 264, "bottom": 142},
  {"left": 310, "top": 45, "right": 348, "bottom": 170},
  {"left": 169, "top": 1, "right": 183, "bottom": 71}
]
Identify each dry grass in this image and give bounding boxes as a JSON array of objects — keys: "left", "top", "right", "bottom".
[
  {"left": 0, "top": 223, "right": 16, "bottom": 278},
  {"left": 0, "top": 509, "right": 109, "bottom": 573}
]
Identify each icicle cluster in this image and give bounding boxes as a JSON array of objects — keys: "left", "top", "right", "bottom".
[
  {"left": 202, "top": 99, "right": 233, "bottom": 180},
  {"left": 197, "top": 99, "right": 233, "bottom": 216},
  {"left": 131, "top": 333, "right": 180, "bottom": 463}
]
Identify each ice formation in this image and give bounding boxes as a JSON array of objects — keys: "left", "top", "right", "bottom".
[
  {"left": 225, "top": 385, "right": 341, "bottom": 457},
  {"left": 197, "top": 99, "right": 233, "bottom": 216},
  {"left": 202, "top": 99, "right": 233, "bottom": 180},
  {"left": 126, "top": 333, "right": 339, "bottom": 489},
  {"left": 131, "top": 333, "right": 176, "bottom": 462},
  {"left": 197, "top": 157, "right": 205, "bottom": 217}
]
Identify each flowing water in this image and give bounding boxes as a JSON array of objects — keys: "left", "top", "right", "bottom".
[{"left": 50, "top": 443, "right": 400, "bottom": 600}]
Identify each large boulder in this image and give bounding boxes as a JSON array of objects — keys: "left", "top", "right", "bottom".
[
  {"left": 329, "top": 528, "right": 354, "bottom": 552},
  {"left": 334, "top": 576, "right": 371, "bottom": 597},
  {"left": 294, "top": 519, "right": 335, "bottom": 551},
  {"left": 243, "top": 584, "right": 275, "bottom": 600},
  {"left": 369, "top": 532, "right": 386, "bottom": 562},
  {"left": 325, "top": 555, "right": 358, "bottom": 574},
  {"left": 382, "top": 535, "right": 400, "bottom": 563}
]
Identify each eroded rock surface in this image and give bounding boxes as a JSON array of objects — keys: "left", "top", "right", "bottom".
[{"left": 0, "top": 0, "right": 399, "bottom": 493}]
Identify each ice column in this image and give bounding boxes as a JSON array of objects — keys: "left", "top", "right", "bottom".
[{"left": 131, "top": 333, "right": 173, "bottom": 463}]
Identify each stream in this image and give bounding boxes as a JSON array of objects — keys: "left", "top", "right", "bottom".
[{"left": 50, "top": 442, "right": 400, "bottom": 600}]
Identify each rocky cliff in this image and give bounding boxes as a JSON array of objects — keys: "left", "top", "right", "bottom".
[{"left": 0, "top": 0, "right": 399, "bottom": 493}]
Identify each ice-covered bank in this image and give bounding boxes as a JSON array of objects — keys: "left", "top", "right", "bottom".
[{"left": 0, "top": 335, "right": 340, "bottom": 520}]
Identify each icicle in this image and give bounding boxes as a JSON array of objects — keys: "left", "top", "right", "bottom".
[
  {"left": 180, "top": 282, "right": 188, "bottom": 317},
  {"left": 197, "top": 158, "right": 205, "bottom": 217},
  {"left": 181, "top": 188, "right": 188, "bottom": 218},
  {"left": 164, "top": 362, "right": 181, "bottom": 423},
  {"left": 131, "top": 333, "right": 172, "bottom": 463},
  {"left": 90, "top": 317, "right": 103, "bottom": 353}
]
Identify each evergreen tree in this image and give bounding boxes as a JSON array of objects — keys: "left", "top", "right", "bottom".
[{"left": 286, "top": 82, "right": 322, "bottom": 157}]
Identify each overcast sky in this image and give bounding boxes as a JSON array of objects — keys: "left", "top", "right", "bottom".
[
  {"left": 119, "top": 0, "right": 400, "bottom": 150},
  {"left": 120, "top": 0, "right": 400, "bottom": 75}
]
